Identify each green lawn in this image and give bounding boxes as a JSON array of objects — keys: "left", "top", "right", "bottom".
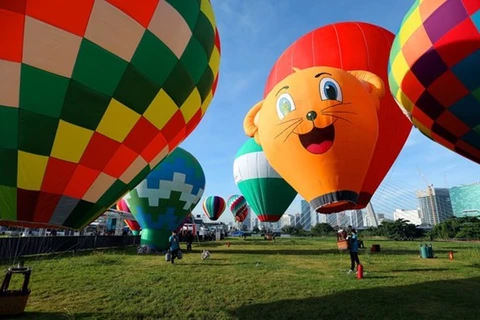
[{"left": 2, "top": 237, "right": 480, "bottom": 320}]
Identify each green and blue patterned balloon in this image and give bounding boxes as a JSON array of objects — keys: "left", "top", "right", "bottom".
[{"left": 124, "top": 147, "right": 205, "bottom": 250}]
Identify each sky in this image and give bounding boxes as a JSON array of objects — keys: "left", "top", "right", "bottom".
[{"left": 180, "top": 0, "right": 480, "bottom": 223}]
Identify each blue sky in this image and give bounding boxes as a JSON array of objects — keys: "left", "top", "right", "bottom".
[{"left": 181, "top": 0, "right": 480, "bottom": 222}]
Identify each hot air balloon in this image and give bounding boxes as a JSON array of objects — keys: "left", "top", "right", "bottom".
[
  {"left": 202, "top": 196, "right": 226, "bottom": 221},
  {"left": 244, "top": 22, "right": 411, "bottom": 213},
  {"left": 233, "top": 138, "right": 297, "bottom": 222},
  {"left": 227, "top": 195, "right": 249, "bottom": 223},
  {"left": 116, "top": 199, "right": 140, "bottom": 235},
  {"left": 0, "top": 0, "right": 220, "bottom": 229},
  {"left": 389, "top": 0, "right": 480, "bottom": 164},
  {"left": 123, "top": 147, "right": 205, "bottom": 250}
]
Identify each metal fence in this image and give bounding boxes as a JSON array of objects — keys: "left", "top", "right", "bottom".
[{"left": 0, "top": 235, "right": 140, "bottom": 261}]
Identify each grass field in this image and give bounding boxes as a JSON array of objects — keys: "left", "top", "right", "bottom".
[{"left": 2, "top": 237, "right": 480, "bottom": 320}]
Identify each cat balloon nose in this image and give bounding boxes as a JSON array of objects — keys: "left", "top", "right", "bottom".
[{"left": 306, "top": 111, "right": 317, "bottom": 121}]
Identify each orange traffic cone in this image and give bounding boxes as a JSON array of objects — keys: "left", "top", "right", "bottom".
[
  {"left": 357, "top": 264, "right": 364, "bottom": 279},
  {"left": 448, "top": 251, "right": 454, "bottom": 260}
]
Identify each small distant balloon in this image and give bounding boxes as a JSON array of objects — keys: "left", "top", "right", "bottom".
[
  {"left": 227, "top": 195, "right": 249, "bottom": 223},
  {"left": 234, "top": 138, "right": 297, "bottom": 222},
  {"left": 202, "top": 196, "right": 226, "bottom": 221},
  {"left": 116, "top": 199, "right": 140, "bottom": 235}
]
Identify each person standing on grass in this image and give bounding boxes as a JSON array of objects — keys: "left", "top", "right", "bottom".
[
  {"left": 186, "top": 231, "right": 193, "bottom": 252},
  {"left": 347, "top": 228, "right": 361, "bottom": 273},
  {"left": 169, "top": 230, "right": 180, "bottom": 264}
]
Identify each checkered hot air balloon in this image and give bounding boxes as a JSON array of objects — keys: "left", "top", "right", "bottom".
[
  {"left": 123, "top": 147, "right": 205, "bottom": 250},
  {"left": 389, "top": 0, "right": 480, "bottom": 164},
  {"left": 233, "top": 138, "right": 297, "bottom": 222},
  {"left": 0, "top": 0, "right": 220, "bottom": 229},
  {"left": 227, "top": 195, "right": 249, "bottom": 223},
  {"left": 116, "top": 198, "right": 140, "bottom": 235},
  {"left": 202, "top": 195, "right": 226, "bottom": 221}
]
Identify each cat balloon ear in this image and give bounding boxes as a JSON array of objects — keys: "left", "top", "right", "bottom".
[
  {"left": 244, "top": 100, "right": 263, "bottom": 144},
  {"left": 348, "top": 70, "right": 385, "bottom": 111}
]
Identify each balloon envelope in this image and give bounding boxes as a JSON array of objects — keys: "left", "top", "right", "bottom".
[
  {"left": 264, "top": 22, "right": 411, "bottom": 213},
  {"left": 124, "top": 147, "right": 205, "bottom": 250},
  {"left": 0, "top": 0, "right": 220, "bottom": 229},
  {"left": 116, "top": 199, "right": 140, "bottom": 234},
  {"left": 202, "top": 195, "right": 226, "bottom": 221},
  {"left": 234, "top": 138, "right": 297, "bottom": 222},
  {"left": 389, "top": 0, "right": 480, "bottom": 164},
  {"left": 227, "top": 195, "right": 249, "bottom": 223}
]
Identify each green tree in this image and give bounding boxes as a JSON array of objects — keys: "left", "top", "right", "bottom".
[
  {"left": 310, "top": 223, "right": 334, "bottom": 237},
  {"left": 363, "top": 219, "right": 424, "bottom": 240},
  {"left": 281, "top": 225, "right": 296, "bottom": 234},
  {"left": 431, "top": 217, "right": 480, "bottom": 240}
]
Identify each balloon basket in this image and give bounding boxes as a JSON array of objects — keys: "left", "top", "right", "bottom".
[
  {"left": 0, "top": 264, "right": 32, "bottom": 316},
  {"left": 337, "top": 240, "right": 348, "bottom": 251}
]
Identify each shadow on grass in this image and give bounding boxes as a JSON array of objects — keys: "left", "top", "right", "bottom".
[
  {"left": 229, "top": 277, "right": 480, "bottom": 320},
  {"left": 16, "top": 278, "right": 480, "bottom": 320},
  {"left": 10, "top": 312, "right": 162, "bottom": 320}
]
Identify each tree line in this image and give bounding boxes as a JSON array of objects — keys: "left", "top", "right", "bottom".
[{"left": 276, "top": 216, "right": 480, "bottom": 241}]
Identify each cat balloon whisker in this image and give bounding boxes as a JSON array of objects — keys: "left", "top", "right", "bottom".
[
  {"left": 321, "top": 102, "right": 352, "bottom": 112},
  {"left": 283, "top": 122, "right": 303, "bottom": 143},
  {"left": 274, "top": 119, "right": 303, "bottom": 139},
  {"left": 325, "top": 114, "right": 353, "bottom": 124},
  {"left": 277, "top": 117, "right": 303, "bottom": 126},
  {"left": 322, "top": 110, "right": 358, "bottom": 116}
]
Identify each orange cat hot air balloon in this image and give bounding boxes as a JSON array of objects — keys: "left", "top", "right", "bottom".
[
  {"left": 244, "top": 66, "right": 384, "bottom": 212},
  {"left": 263, "top": 22, "right": 412, "bottom": 212}
]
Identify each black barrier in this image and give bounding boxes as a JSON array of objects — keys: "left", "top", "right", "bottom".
[{"left": 0, "top": 236, "right": 140, "bottom": 261}]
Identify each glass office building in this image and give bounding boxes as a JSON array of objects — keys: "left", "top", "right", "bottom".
[
  {"left": 416, "top": 187, "right": 453, "bottom": 225},
  {"left": 449, "top": 182, "right": 480, "bottom": 217}
]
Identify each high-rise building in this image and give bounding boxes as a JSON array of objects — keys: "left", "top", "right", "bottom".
[
  {"left": 250, "top": 215, "right": 259, "bottom": 230},
  {"left": 309, "top": 205, "right": 327, "bottom": 227},
  {"left": 294, "top": 213, "right": 301, "bottom": 226},
  {"left": 393, "top": 209, "right": 422, "bottom": 225},
  {"left": 449, "top": 182, "right": 480, "bottom": 217},
  {"left": 243, "top": 209, "right": 252, "bottom": 230},
  {"left": 352, "top": 210, "right": 364, "bottom": 228},
  {"left": 280, "top": 214, "right": 295, "bottom": 228},
  {"left": 416, "top": 186, "right": 453, "bottom": 225},
  {"left": 300, "top": 200, "right": 312, "bottom": 230},
  {"left": 315, "top": 212, "right": 327, "bottom": 225},
  {"left": 326, "top": 212, "right": 338, "bottom": 227}
]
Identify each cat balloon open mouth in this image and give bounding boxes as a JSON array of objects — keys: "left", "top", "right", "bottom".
[{"left": 298, "top": 124, "right": 335, "bottom": 154}]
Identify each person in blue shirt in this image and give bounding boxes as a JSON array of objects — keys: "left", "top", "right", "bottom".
[
  {"left": 169, "top": 230, "right": 180, "bottom": 264},
  {"left": 347, "top": 228, "right": 361, "bottom": 273}
]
